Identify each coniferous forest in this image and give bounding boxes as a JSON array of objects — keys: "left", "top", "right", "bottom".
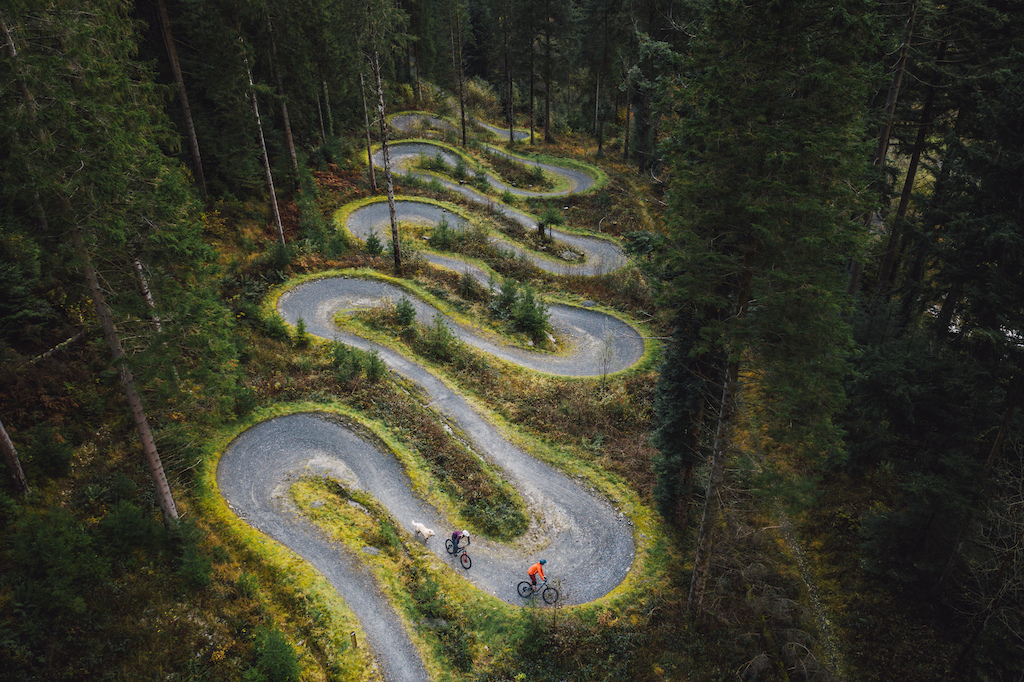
[{"left": 1, "top": 0, "right": 1022, "bottom": 680}]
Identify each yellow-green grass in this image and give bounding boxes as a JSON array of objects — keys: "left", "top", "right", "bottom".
[{"left": 196, "top": 402, "right": 385, "bottom": 680}]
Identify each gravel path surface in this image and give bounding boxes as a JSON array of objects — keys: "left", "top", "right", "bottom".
[
  {"left": 390, "top": 112, "right": 530, "bottom": 142},
  {"left": 270, "top": 275, "right": 640, "bottom": 604},
  {"left": 219, "top": 281, "right": 641, "bottom": 678},
  {"left": 345, "top": 198, "right": 625, "bottom": 277},
  {"left": 217, "top": 121, "right": 641, "bottom": 680},
  {"left": 369, "top": 129, "right": 623, "bottom": 277}
]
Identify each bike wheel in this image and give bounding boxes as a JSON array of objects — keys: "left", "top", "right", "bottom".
[
  {"left": 460, "top": 552, "right": 472, "bottom": 569},
  {"left": 517, "top": 581, "right": 533, "bottom": 598},
  {"left": 542, "top": 585, "right": 559, "bottom": 605},
  {"left": 445, "top": 538, "right": 454, "bottom": 554}
]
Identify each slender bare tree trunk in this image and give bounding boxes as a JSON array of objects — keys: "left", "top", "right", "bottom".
[
  {"left": 623, "top": 72, "right": 631, "bottom": 165},
  {"left": 504, "top": 13, "right": 513, "bottom": 144},
  {"left": 409, "top": 44, "right": 421, "bottom": 102},
  {"left": 0, "top": 417, "right": 29, "bottom": 495},
  {"left": 876, "top": 39, "right": 945, "bottom": 297},
  {"left": 243, "top": 48, "right": 285, "bottom": 244},
  {"left": 687, "top": 359, "right": 739, "bottom": 614},
  {"left": 360, "top": 72, "right": 378, "bottom": 192},
  {"left": 322, "top": 78, "right": 334, "bottom": 136},
  {"left": 848, "top": 0, "right": 919, "bottom": 300},
  {"left": 543, "top": 18, "right": 552, "bottom": 142},
  {"left": 0, "top": 10, "right": 34, "bottom": 114},
  {"left": 2, "top": 7, "right": 48, "bottom": 230},
  {"left": 133, "top": 257, "right": 162, "bottom": 332},
  {"left": 372, "top": 51, "right": 401, "bottom": 274},
  {"left": 71, "top": 227, "right": 178, "bottom": 525},
  {"left": 529, "top": 46, "right": 535, "bottom": 145},
  {"left": 267, "top": 17, "right": 299, "bottom": 180},
  {"left": 451, "top": 1, "right": 467, "bottom": 147},
  {"left": 316, "top": 91, "right": 327, "bottom": 143},
  {"left": 688, "top": 255, "right": 754, "bottom": 615},
  {"left": 873, "top": 0, "right": 918, "bottom": 168},
  {"left": 156, "top": 0, "right": 206, "bottom": 197}
]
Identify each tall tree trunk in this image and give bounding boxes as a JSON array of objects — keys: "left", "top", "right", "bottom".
[
  {"left": 267, "top": 17, "right": 299, "bottom": 181},
  {"left": 873, "top": 0, "right": 919, "bottom": 168},
  {"left": 0, "top": 417, "right": 29, "bottom": 495},
  {"left": 71, "top": 227, "right": 178, "bottom": 525},
  {"left": 322, "top": 77, "right": 334, "bottom": 136},
  {"left": 451, "top": 1, "right": 467, "bottom": 147},
  {"left": 155, "top": 0, "right": 206, "bottom": 198},
  {"left": 0, "top": 9, "right": 35, "bottom": 115},
  {"left": 623, "top": 69, "right": 632, "bottom": 165},
  {"left": 876, "top": 40, "right": 945, "bottom": 297},
  {"left": 373, "top": 51, "right": 401, "bottom": 274},
  {"left": 244, "top": 50, "right": 285, "bottom": 245},
  {"left": 1, "top": 7, "right": 48, "bottom": 231},
  {"left": 687, "top": 358, "right": 740, "bottom": 614},
  {"left": 529, "top": 46, "right": 535, "bottom": 145},
  {"left": 505, "top": 18, "right": 513, "bottom": 144},
  {"left": 410, "top": 44, "right": 421, "bottom": 103},
  {"left": 543, "top": 17, "right": 552, "bottom": 142},
  {"left": 851, "top": 0, "right": 918, "bottom": 299},
  {"left": 133, "top": 257, "right": 162, "bottom": 332},
  {"left": 360, "top": 72, "right": 378, "bottom": 191},
  {"left": 316, "top": 91, "right": 327, "bottom": 143},
  {"left": 935, "top": 280, "right": 962, "bottom": 342},
  {"left": 688, "top": 253, "right": 754, "bottom": 614},
  {"left": 637, "top": 87, "right": 650, "bottom": 173}
]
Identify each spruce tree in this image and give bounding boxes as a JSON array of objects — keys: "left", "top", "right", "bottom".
[{"left": 657, "top": 0, "right": 876, "bottom": 613}]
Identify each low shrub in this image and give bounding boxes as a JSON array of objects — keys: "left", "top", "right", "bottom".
[
  {"left": 394, "top": 297, "right": 417, "bottom": 327},
  {"left": 364, "top": 232, "right": 384, "bottom": 256},
  {"left": 428, "top": 218, "right": 456, "bottom": 251},
  {"left": 332, "top": 342, "right": 365, "bottom": 384},
  {"left": 247, "top": 627, "right": 301, "bottom": 682},
  {"left": 293, "top": 318, "right": 310, "bottom": 349},
  {"left": 512, "top": 285, "right": 551, "bottom": 344},
  {"left": 365, "top": 350, "right": 387, "bottom": 383},
  {"left": 417, "top": 315, "right": 463, "bottom": 364}
]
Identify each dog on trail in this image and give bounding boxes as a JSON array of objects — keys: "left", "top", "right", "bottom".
[{"left": 412, "top": 521, "right": 435, "bottom": 541}]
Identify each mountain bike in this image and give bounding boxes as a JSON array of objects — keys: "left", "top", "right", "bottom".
[
  {"left": 445, "top": 535, "right": 472, "bottom": 569},
  {"left": 517, "top": 578, "right": 558, "bottom": 604}
]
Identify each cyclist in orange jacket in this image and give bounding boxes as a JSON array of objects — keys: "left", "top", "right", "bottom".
[{"left": 527, "top": 559, "right": 547, "bottom": 586}]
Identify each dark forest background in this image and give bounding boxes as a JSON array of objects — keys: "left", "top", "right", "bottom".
[{"left": 1, "top": 0, "right": 1022, "bottom": 679}]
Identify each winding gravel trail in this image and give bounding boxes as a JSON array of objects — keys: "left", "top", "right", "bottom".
[
  {"left": 369, "top": 133, "right": 623, "bottom": 276},
  {"left": 267, "top": 274, "right": 641, "bottom": 601},
  {"left": 345, "top": 198, "right": 625, "bottom": 277},
  {"left": 217, "top": 119, "right": 641, "bottom": 680},
  {"left": 390, "top": 111, "right": 529, "bottom": 142}
]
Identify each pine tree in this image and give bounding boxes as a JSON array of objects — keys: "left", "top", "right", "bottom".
[
  {"left": 658, "top": 0, "right": 876, "bottom": 613},
  {"left": 651, "top": 312, "right": 718, "bottom": 529},
  {"left": 1, "top": 0, "right": 244, "bottom": 523}
]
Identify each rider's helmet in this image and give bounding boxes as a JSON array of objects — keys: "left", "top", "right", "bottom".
[{"left": 539, "top": 559, "right": 547, "bottom": 565}]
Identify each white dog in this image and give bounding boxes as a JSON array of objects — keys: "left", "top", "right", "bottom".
[{"left": 412, "top": 521, "right": 435, "bottom": 541}]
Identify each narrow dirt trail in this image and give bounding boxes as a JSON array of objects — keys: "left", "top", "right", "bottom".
[{"left": 217, "top": 115, "right": 642, "bottom": 681}]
